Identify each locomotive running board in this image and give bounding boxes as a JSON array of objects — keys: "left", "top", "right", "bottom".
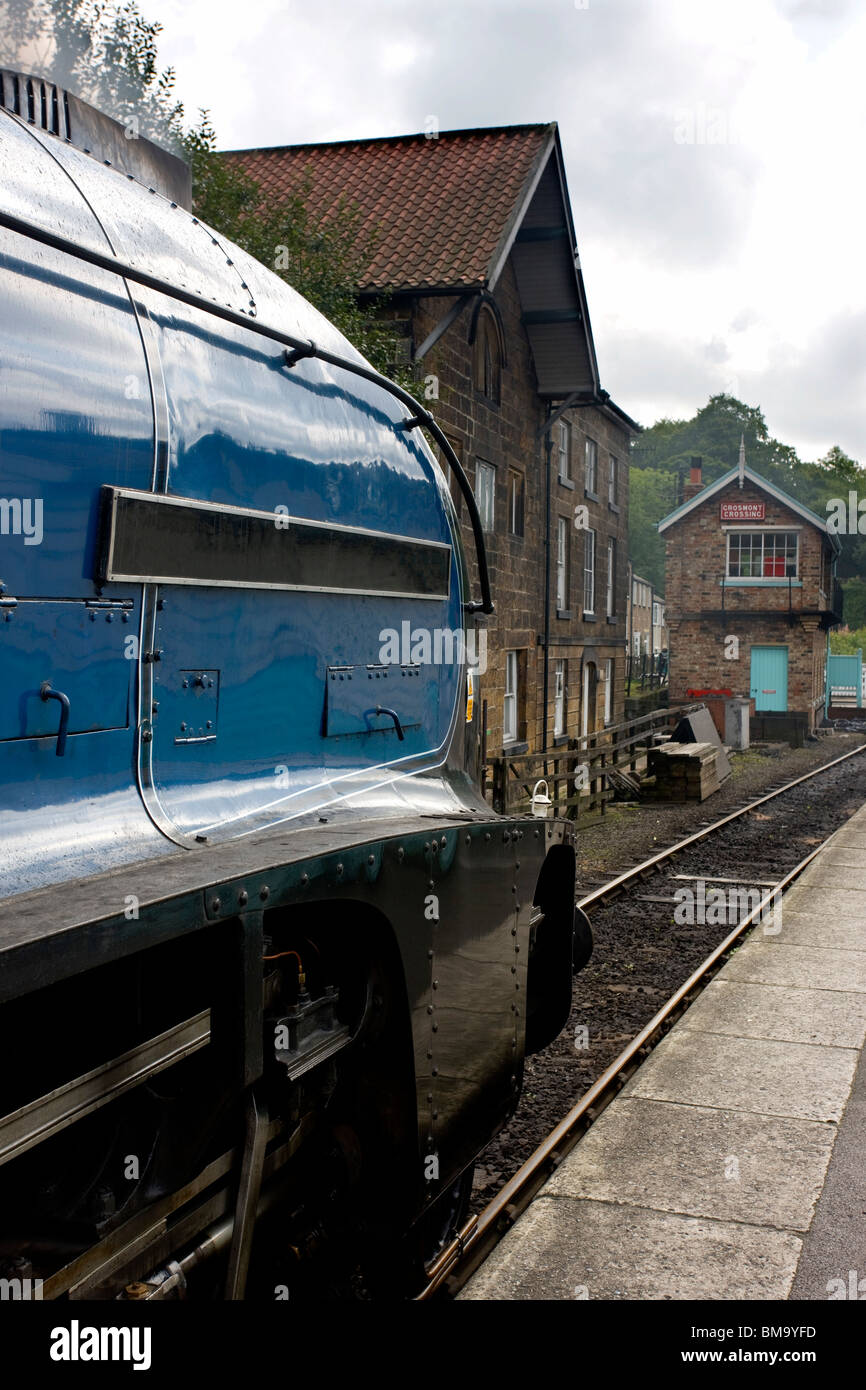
[{"left": 0, "top": 1010, "right": 211, "bottom": 1167}]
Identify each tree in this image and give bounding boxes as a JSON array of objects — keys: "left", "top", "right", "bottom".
[
  {"left": 0, "top": 0, "right": 184, "bottom": 150},
  {"left": 2, "top": 1, "right": 409, "bottom": 380},
  {"left": 628, "top": 468, "right": 678, "bottom": 592},
  {"left": 631, "top": 393, "right": 866, "bottom": 588}
]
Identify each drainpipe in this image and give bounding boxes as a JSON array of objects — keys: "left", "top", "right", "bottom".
[{"left": 542, "top": 406, "right": 553, "bottom": 752}]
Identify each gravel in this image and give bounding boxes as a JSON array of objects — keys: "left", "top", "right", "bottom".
[{"left": 470, "top": 732, "right": 866, "bottom": 1208}]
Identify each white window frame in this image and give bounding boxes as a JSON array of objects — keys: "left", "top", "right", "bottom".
[
  {"left": 558, "top": 420, "right": 572, "bottom": 482},
  {"left": 476, "top": 460, "right": 495, "bottom": 532},
  {"left": 583, "top": 527, "right": 596, "bottom": 615},
  {"left": 504, "top": 650, "right": 518, "bottom": 745},
  {"left": 554, "top": 659, "right": 565, "bottom": 737},
  {"left": 606, "top": 537, "right": 615, "bottom": 617},
  {"left": 556, "top": 517, "right": 568, "bottom": 611},
  {"left": 604, "top": 657, "right": 614, "bottom": 724},
  {"left": 585, "top": 437, "right": 597, "bottom": 494},
  {"left": 507, "top": 469, "right": 524, "bottom": 536},
  {"left": 608, "top": 454, "right": 617, "bottom": 506},
  {"left": 581, "top": 661, "right": 594, "bottom": 738},
  {"left": 725, "top": 528, "right": 800, "bottom": 580}
]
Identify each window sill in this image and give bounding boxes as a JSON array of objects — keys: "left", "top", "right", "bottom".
[
  {"left": 583, "top": 612, "right": 597, "bottom": 622},
  {"left": 508, "top": 533, "right": 525, "bottom": 542},
  {"left": 721, "top": 578, "right": 803, "bottom": 587},
  {"left": 503, "top": 740, "right": 528, "bottom": 756},
  {"left": 556, "top": 609, "right": 572, "bottom": 620},
  {"left": 553, "top": 733, "right": 570, "bottom": 747},
  {"left": 584, "top": 489, "right": 599, "bottom": 503},
  {"left": 558, "top": 475, "right": 575, "bottom": 490},
  {"left": 608, "top": 501, "right": 620, "bottom": 514}
]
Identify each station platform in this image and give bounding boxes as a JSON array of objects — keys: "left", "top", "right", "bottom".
[{"left": 461, "top": 803, "right": 866, "bottom": 1301}]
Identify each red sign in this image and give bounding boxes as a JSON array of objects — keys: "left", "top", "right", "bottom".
[{"left": 720, "top": 501, "right": 765, "bottom": 520}]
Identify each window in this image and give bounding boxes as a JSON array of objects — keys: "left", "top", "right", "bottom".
[
  {"left": 609, "top": 455, "right": 618, "bottom": 506},
  {"left": 633, "top": 632, "right": 641, "bottom": 657},
  {"left": 507, "top": 470, "right": 525, "bottom": 537},
  {"left": 583, "top": 527, "right": 596, "bottom": 614},
  {"left": 504, "top": 651, "right": 518, "bottom": 744},
  {"left": 652, "top": 601, "right": 662, "bottom": 627},
  {"left": 726, "top": 530, "right": 799, "bottom": 579},
  {"left": 556, "top": 517, "right": 569, "bottom": 611},
  {"left": 554, "top": 660, "right": 566, "bottom": 737},
  {"left": 581, "top": 661, "right": 596, "bottom": 738},
  {"left": 604, "top": 657, "right": 614, "bottom": 724},
  {"left": 606, "top": 537, "right": 616, "bottom": 617},
  {"left": 476, "top": 460, "right": 495, "bottom": 532},
  {"left": 558, "top": 420, "right": 572, "bottom": 482},
  {"left": 585, "top": 437, "right": 598, "bottom": 495},
  {"left": 474, "top": 308, "right": 501, "bottom": 403}
]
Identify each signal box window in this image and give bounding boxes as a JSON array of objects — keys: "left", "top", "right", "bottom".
[{"left": 727, "top": 530, "right": 798, "bottom": 579}]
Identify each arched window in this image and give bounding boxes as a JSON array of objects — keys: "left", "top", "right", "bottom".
[{"left": 473, "top": 305, "right": 502, "bottom": 404}]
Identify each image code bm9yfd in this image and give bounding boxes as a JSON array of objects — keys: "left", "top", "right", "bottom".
[{"left": 0, "top": 73, "right": 588, "bottom": 1300}]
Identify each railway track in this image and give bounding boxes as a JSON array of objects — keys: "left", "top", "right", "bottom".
[{"left": 417, "top": 739, "right": 866, "bottom": 1299}]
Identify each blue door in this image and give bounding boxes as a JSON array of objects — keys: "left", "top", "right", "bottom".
[{"left": 750, "top": 647, "right": 788, "bottom": 711}]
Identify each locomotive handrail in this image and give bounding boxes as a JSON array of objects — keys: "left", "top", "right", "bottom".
[{"left": 0, "top": 207, "right": 494, "bottom": 615}]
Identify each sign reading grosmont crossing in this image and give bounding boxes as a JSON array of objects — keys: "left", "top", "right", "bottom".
[{"left": 720, "top": 501, "right": 765, "bottom": 521}]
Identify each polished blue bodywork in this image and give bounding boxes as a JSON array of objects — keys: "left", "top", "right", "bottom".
[{"left": 0, "top": 108, "right": 474, "bottom": 896}]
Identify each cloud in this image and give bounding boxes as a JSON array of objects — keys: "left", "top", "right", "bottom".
[{"left": 10, "top": 0, "right": 860, "bottom": 463}]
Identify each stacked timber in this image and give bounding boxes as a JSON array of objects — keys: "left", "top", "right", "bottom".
[{"left": 646, "top": 742, "right": 720, "bottom": 802}]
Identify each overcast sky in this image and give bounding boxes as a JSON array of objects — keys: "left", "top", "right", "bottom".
[{"left": 69, "top": 1, "right": 866, "bottom": 459}]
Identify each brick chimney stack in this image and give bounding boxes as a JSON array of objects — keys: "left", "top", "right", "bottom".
[{"left": 683, "top": 456, "right": 703, "bottom": 502}]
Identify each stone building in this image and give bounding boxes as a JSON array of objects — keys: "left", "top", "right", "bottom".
[
  {"left": 228, "top": 123, "right": 637, "bottom": 755},
  {"left": 626, "top": 570, "right": 667, "bottom": 665},
  {"left": 658, "top": 454, "right": 843, "bottom": 739}
]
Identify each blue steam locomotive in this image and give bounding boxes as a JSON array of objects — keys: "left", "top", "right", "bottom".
[{"left": 0, "top": 73, "right": 585, "bottom": 1298}]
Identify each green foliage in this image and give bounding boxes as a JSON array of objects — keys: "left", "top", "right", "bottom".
[
  {"left": 631, "top": 394, "right": 866, "bottom": 586},
  {"left": 0, "top": 0, "right": 185, "bottom": 150},
  {"left": 840, "top": 578, "right": 866, "bottom": 630},
  {"left": 628, "top": 468, "right": 677, "bottom": 591},
  {"left": 830, "top": 626, "right": 866, "bottom": 655},
  {"left": 182, "top": 116, "right": 411, "bottom": 383},
  {"left": 4, "top": 2, "right": 412, "bottom": 383}
]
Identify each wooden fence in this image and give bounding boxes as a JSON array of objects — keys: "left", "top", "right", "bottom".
[{"left": 486, "top": 703, "right": 701, "bottom": 819}]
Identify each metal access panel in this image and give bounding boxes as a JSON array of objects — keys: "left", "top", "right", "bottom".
[
  {"left": 324, "top": 664, "right": 424, "bottom": 739},
  {"left": 0, "top": 601, "right": 131, "bottom": 740},
  {"left": 173, "top": 670, "right": 220, "bottom": 745}
]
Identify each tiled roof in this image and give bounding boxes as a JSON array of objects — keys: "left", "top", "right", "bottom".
[{"left": 225, "top": 124, "right": 554, "bottom": 293}]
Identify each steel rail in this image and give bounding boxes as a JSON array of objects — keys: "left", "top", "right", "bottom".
[
  {"left": 578, "top": 739, "right": 866, "bottom": 912},
  {"left": 418, "top": 738, "right": 866, "bottom": 1299}
]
